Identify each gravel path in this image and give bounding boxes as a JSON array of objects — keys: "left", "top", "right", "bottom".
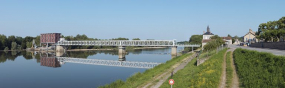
[{"left": 142, "top": 53, "right": 196, "bottom": 88}]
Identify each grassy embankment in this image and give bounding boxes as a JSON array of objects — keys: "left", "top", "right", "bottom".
[
  {"left": 98, "top": 53, "right": 192, "bottom": 88},
  {"left": 233, "top": 48, "right": 285, "bottom": 88},
  {"left": 225, "top": 51, "right": 233, "bottom": 88},
  {"left": 160, "top": 49, "right": 227, "bottom": 88}
]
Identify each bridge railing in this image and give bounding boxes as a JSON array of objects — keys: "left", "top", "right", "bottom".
[
  {"left": 56, "top": 40, "right": 176, "bottom": 46},
  {"left": 56, "top": 40, "right": 200, "bottom": 47}
]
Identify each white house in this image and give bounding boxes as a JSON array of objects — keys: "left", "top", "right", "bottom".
[{"left": 202, "top": 26, "right": 214, "bottom": 48}]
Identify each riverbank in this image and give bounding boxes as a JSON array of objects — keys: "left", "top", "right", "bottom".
[
  {"left": 160, "top": 49, "right": 227, "bottom": 88},
  {"left": 98, "top": 52, "right": 193, "bottom": 88}
]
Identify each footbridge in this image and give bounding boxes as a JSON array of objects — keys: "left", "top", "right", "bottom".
[
  {"left": 55, "top": 40, "right": 200, "bottom": 56},
  {"left": 57, "top": 57, "right": 161, "bottom": 69}
]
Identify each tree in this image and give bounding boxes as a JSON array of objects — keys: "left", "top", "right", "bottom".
[
  {"left": 132, "top": 38, "right": 140, "bottom": 40},
  {"left": 7, "top": 35, "right": 16, "bottom": 49},
  {"left": 256, "top": 16, "right": 285, "bottom": 42},
  {"left": 203, "top": 35, "right": 225, "bottom": 51},
  {"left": 11, "top": 42, "right": 17, "bottom": 50},
  {"left": 26, "top": 42, "right": 32, "bottom": 48},
  {"left": 0, "top": 34, "right": 7, "bottom": 50},
  {"left": 227, "top": 34, "right": 232, "bottom": 38},
  {"left": 35, "top": 35, "right": 40, "bottom": 46},
  {"left": 189, "top": 35, "right": 203, "bottom": 44},
  {"left": 4, "top": 47, "right": 9, "bottom": 51}
]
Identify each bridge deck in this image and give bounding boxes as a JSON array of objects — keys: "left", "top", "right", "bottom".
[{"left": 56, "top": 40, "right": 200, "bottom": 47}]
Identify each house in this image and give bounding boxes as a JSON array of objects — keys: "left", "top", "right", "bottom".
[
  {"left": 202, "top": 25, "right": 214, "bottom": 48},
  {"left": 221, "top": 37, "right": 232, "bottom": 45},
  {"left": 233, "top": 39, "right": 241, "bottom": 45},
  {"left": 244, "top": 29, "right": 258, "bottom": 43}
]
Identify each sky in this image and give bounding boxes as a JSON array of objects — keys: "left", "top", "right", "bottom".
[{"left": 0, "top": 0, "right": 284, "bottom": 41}]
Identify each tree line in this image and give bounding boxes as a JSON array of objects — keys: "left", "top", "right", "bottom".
[
  {"left": 256, "top": 16, "right": 285, "bottom": 42},
  {"left": 0, "top": 34, "right": 142, "bottom": 50},
  {"left": 0, "top": 34, "right": 37, "bottom": 51}
]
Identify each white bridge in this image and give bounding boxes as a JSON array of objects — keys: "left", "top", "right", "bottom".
[
  {"left": 57, "top": 57, "right": 161, "bottom": 69},
  {"left": 56, "top": 40, "right": 200, "bottom": 47}
]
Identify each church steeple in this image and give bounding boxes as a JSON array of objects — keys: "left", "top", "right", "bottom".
[{"left": 207, "top": 25, "right": 210, "bottom": 33}]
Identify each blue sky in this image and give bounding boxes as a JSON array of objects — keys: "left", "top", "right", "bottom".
[{"left": 0, "top": 0, "right": 284, "bottom": 41}]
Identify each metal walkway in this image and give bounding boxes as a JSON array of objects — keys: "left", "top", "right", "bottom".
[{"left": 56, "top": 40, "right": 200, "bottom": 47}]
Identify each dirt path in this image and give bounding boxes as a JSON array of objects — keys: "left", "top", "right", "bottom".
[
  {"left": 219, "top": 48, "right": 237, "bottom": 88},
  {"left": 230, "top": 50, "right": 239, "bottom": 88},
  {"left": 218, "top": 49, "right": 227, "bottom": 88},
  {"left": 141, "top": 53, "right": 196, "bottom": 88}
]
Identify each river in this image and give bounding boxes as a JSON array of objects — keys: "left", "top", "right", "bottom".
[{"left": 0, "top": 47, "right": 185, "bottom": 88}]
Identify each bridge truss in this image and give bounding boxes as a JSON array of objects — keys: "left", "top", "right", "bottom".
[{"left": 56, "top": 40, "right": 200, "bottom": 47}]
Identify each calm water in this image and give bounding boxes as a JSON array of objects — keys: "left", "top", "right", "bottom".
[{"left": 0, "top": 48, "right": 184, "bottom": 88}]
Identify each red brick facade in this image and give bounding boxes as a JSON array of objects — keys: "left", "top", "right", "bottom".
[
  {"left": 40, "top": 33, "right": 61, "bottom": 43},
  {"left": 40, "top": 57, "right": 61, "bottom": 68}
]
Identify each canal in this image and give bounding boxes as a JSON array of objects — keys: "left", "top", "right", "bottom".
[{"left": 0, "top": 47, "right": 184, "bottom": 88}]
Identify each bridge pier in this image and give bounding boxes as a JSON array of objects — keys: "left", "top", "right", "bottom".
[
  {"left": 118, "top": 55, "right": 126, "bottom": 61},
  {"left": 118, "top": 46, "right": 126, "bottom": 54},
  {"left": 171, "top": 46, "right": 177, "bottom": 56},
  {"left": 118, "top": 46, "right": 126, "bottom": 61},
  {"left": 56, "top": 45, "right": 66, "bottom": 53}
]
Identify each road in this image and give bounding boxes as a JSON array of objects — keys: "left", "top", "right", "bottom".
[{"left": 229, "top": 45, "right": 285, "bottom": 56}]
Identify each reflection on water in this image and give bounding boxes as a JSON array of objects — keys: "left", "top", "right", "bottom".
[{"left": 0, "top": 48, "right": 182, "bottom": 88}]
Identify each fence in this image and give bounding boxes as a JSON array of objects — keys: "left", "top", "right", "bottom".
[{"left": 196, "top": 45, "right": 227, "bottom": 66}]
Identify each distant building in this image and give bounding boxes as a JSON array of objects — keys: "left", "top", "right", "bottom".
[
  {"left": 202, "top": 25, "right": 214, "bottom": 48},
  {"left": 40, "top": 33, "right": 61, "bottom": 46},
  {"left": 233, "top": 39, "right": 241, "bottom": 45},
  {"left": 221, "top": 37, "right": 232, "bottom": 45},
  {"left": 244, "top": 29, "right": 257, "bottom": 43}
]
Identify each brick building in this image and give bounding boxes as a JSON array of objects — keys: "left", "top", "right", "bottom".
[{"left": 40, "top": 33, "right": 61, "bottom": 46}]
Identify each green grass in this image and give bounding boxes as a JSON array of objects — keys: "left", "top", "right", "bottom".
[
  {"left": 233, "top": 48, "right": 285, "bottom": 88},
  {"left": 226, "top": 51, "right": 233, "bottom": 88},
  {"left": 159, "top": 49, "right": 227, "bottom": 88},
  {"left": 198, "top": 49, "right": 217, "bottom": 59},
  {"left": 98, "top": 53, "right": 192, "bottom": 88}
]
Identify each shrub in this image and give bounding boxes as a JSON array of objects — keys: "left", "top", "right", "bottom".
[{"left": 233, "top": 48, "right": 285, "bottom": 88}]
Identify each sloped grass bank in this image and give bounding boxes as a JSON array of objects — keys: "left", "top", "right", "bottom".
[
  {"left": 233, "top": 48, "right": 285, "bottom": 88},
  {"left": 160, "top": 49, "right": 227, "bottom": 88},
  {"left": 98, "top": 53, "right": 192, "bottom": 88}
]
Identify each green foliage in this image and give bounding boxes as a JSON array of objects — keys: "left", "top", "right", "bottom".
[
  {"left": 132, "top": 38, "right": 140, "bottom": 40},
  {"left": 11, "top": 42, "right": 18, "bottom": 50},
  {"left": 203, "top": 35, "right": 225, "bottom": 51},
  {"left": 227, "top": 34, "right": 232, "bottom": 37},
  {"left": 184, "top": 35, "right": 202, "bottom": 51},
  {"left": 226, "top": 51, "right": 233, "bottom": 88},
  {"left": 189, "top": 35, "right": 203, "bottom": 44},
  {"left": 256, "top": 16, "right": 285, "bottom": 42},
  {"left": 99, "top": 53, "right": 192, "bottom": 88},
  {"left": 26, "top": 42, "right": 32, "bottom": 48},
  {"left": 112, "top": 37, "right": 129, "bottom": 40},
  {"left": 160, "top": 49, "right": 227, "bottom": 88},
  {"left": 233, "top": 48, "right": 285, "bottom": 88},
  {"left": 4, "top": 47, "right": 9, "bottom": 51}
]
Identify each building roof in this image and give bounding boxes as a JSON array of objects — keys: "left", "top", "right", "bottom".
[
  {"left": 203, "top": 25, "right": 214, "bottom": 35},
  {"left": 221, "top": 37, "right": 232, "bottom": 40},
  {"left": 41, "top": 33, "right": 61, "bottom": 35},
  {"left": 244, "top": 29, "right": 255, "bottom": 36},
  {"left": 202, "top": 39, "right": 212, "bottom": 43}
]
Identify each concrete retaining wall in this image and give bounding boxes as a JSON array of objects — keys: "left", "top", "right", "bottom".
[{"left": 250, "top": 42, "right": 285, "bottom": 50}]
